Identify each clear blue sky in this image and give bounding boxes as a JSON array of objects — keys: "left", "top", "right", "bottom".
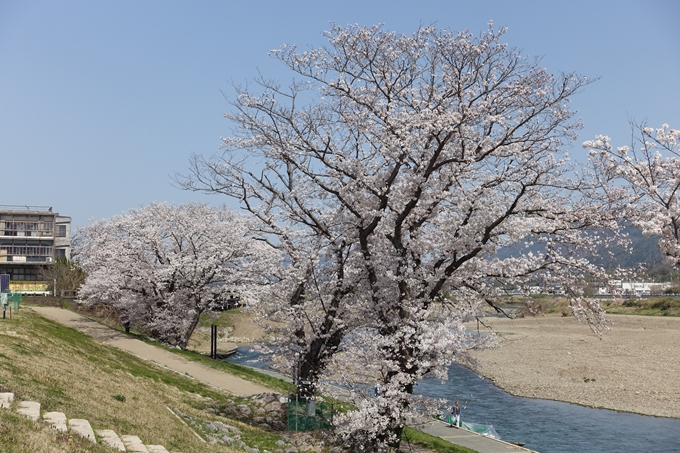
[{"left": 1, "top": 0, "right": 678, "bottom": 228}]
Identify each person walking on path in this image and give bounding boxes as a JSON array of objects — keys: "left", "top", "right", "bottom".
[{"left": 449, "top": 401, "right": 461, "bottom": 428}]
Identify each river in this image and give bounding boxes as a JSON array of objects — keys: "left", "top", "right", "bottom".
[{"left": 227, "top": 348, "right": 680, "bottom": 453}]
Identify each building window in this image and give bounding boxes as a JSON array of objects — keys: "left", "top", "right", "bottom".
[
  {"left": 56, "top": 225, "right": 66, "bottom": 237},
  {"left": 4, "top": 267, "right": 39, "bottom": 281},
  {"left": 2, "top": 220, "right": 54, "bottom": 236}
]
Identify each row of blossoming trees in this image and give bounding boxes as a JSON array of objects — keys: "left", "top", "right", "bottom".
[{"left": 76, "top": 24, "right": 680, "bottom": 451}]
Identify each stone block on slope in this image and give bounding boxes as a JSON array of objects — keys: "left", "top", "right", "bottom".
[
  {"left": 121, "top": 435, "right": 150, "bottom": 452},
  {"left": 69, "top": 419, "right": 97, "bottom": 442},
  {"left": 0, "top": 392, "right": 14, "bottom": 409},
  {"left": 43, "top": 411, "right": 67, "bottom": 432},
  {"left": 96, "top": 429, "right": 126, "bottom": 451},
  {"left": 146, "top": 446, "right": 170, "bottom": 453},
  {"left": 17, "top": 401, "right": 40, "bottom": 421}
]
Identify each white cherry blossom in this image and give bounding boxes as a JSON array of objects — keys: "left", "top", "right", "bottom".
[
  {"left": 587, "top": 122, "right": 680, "bottom": 269},
  {"left": 77, "top": 202, "right": 279, "bottom": 349},
  {"left": 179, "top": 24, "right": 619, "bottom": 450}
]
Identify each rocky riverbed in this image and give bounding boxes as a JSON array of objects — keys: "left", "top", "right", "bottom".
[{"left": 467, "top": 314, "right": 680, "bottom": 418}]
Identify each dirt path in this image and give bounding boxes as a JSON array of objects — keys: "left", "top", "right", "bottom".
[
  {"left": 30, "top": 306, "right": 271, "bottom": 396},
  {"left": 468, "top": 314, "right": 680, "bottom": 418}
]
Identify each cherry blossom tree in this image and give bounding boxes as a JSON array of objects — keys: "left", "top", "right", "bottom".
[
  {"left": 586, "top": 122, "right": 680, "bottom": 269},
  {"left": 76, "top": 202, "right": 278, "bottom": 349},
  {"left": 179, "top": 24, "right": 618, "bottom": 450}
]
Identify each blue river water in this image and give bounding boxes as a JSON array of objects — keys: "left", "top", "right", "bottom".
[{"left": 227, "top": 348, "right": 680, "bottom": 453}]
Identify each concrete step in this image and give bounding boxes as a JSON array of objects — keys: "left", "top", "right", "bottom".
[
  {"left": 43, "top": 411, "right": 67, "bottom": 432},
  {"left": 121, "top": 435, "right": 150, "bottom": 452},
  {"left": 17, "top": 401, "right": 40, "bottom": 421},
  {"left": 146, "top": 446, "right": 169, "bottom": 453},
  {"left": 0, "top": 386, "right": 172, "bottom": 453},
  {"left": 0, "top": 392, "right": 14, "bottom": 409},
  {"left": 69, "top": 418, "right": 97, "bottom": 443},
  {"left": 96, "top": 429, "right": 126, "bottom": 451}
]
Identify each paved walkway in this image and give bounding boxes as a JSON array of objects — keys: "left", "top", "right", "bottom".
[
  {"left": 423, "top": 420, "right": 537, "bottom": 453},
  {"left": 30, "top": 306, "right": 271, "bottom": 396},
  {"left": 31, "top": 307, "right": 537, "bottom": 453}
]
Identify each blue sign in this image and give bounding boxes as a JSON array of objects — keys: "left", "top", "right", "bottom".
[{"left": 0, "top": 274, "right": 9, "bottom": 292}]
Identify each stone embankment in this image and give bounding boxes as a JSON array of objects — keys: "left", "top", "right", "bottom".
[{"left": 191, "top": 392, "right": 342, "bottom": 453}]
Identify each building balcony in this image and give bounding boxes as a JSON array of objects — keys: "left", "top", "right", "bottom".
[
  {"left": 0, "top": 256, "right": 54, "bottom": 263},
  {"left": 0, "top": 232, "right": 54, "bottom": 239}
]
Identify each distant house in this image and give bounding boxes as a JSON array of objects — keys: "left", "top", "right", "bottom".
[
  {"left": 597, "top": 280, "right": 670, "bottom": 296},
  {"left": 547, "top": 286, "right": 566, "bottom": 296},
  {"left": 0, "top": 205, "right": 71, "bottom": 295},
  {"left": 620, "top": 281, "right": 669, "bottom": 296}
]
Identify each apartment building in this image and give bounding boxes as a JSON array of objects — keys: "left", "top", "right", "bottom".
[{"left": 0, "top": 205, "right": 71, "bottom": 294}]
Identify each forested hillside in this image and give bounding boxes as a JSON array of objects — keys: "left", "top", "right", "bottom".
[
  {"left": 599, "top": 226, "right": 664, "bottom": 270},
  {"left": 499, "top": 226, "right": 670, "bottom": 275}
]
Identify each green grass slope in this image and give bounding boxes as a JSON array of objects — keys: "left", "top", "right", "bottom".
[{"left": 0, "top": 306, "right": 476, "bottom": 453}]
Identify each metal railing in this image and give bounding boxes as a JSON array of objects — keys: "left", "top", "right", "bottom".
[
  {"left": 287, "top": 395, "right": 333, "bottom": 431},
  {"left": 0, "top": 205, "right": 53, "bottom": 212}
]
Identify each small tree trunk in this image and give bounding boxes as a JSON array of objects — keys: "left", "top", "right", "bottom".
[
  {"left": 297, "top": 327, "right": 345, "bottom": 395},
  {"left": 177, "top": 301, "right": 205, "bottom": 350}
]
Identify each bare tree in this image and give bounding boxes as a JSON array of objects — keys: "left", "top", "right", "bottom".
[{"left": 38, "top": 257, "right": 86, "bottom": 296}]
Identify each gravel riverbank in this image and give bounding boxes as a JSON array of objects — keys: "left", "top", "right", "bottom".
[{"left": 467, "top": 314, "right": 680, "bottom": 418}]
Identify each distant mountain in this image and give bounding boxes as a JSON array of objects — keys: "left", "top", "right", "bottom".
[
  {"left": 596, "top": 226, "right": 665, "bottom": 270},
  {"left": 495, "top": 226, "right": 666, "bottom": 271}
]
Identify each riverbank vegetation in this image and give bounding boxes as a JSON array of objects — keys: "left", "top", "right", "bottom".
[
  {"left": 499, "top": 295, "right": 680, "bottom": 318},
  {"left": 603, "top": 296, "right": 680, "bottom": 316}
]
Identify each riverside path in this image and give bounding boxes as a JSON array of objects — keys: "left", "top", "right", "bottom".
[{"left": 30, "top": 306, "right": 270, "bottom": 396}]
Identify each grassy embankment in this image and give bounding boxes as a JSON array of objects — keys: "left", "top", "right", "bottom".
[
  {"left": 0, "top": 301, "right": 477, "bottom": 453},
  {"left": 504, "top": 294, "right": 680, "bottom": 317},
  {"left": 602, "top": 296, "right": 680, "bottom": 316},
  {"left": 0, "top": 307, "right": 278, "bottom": 453}
]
